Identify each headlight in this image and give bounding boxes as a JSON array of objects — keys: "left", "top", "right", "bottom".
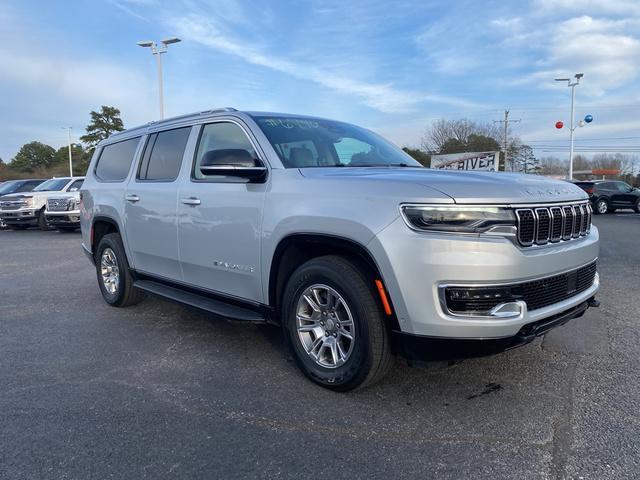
[
  {"left": 68, "top": 199, "right": 80, "bottom": 210},
  {"left": 401, "top": 205, "right": 516, "bottom": 233}
]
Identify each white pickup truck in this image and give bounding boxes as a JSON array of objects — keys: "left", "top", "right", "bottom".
[{"left": 0, "top": 177, "right": 84, "bottom": 230}]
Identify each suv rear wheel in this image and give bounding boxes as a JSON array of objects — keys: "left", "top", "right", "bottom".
[
  {"left": 635, "top": 199, "right": 640, "bottom": 214},
  {"left": 282, "top": 255, "right": 392, "bottom": 391},
  {"left": 95, "top": 233, "right": 145, "bottom": 307}
]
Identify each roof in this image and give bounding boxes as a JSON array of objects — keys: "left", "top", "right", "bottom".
[
  {"left": 105, "top": 107, "right": 241, "bottom": 144},
  {"left": 101, "top": 108, "right": 340, "bottom": 146}
]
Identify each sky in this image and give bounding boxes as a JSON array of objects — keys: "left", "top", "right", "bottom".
[{"left": 1, "top": 0, "right": 639, "bottom": 163}]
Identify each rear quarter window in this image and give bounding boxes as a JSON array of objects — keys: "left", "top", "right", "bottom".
[{"left": 95, "top": 137, "right": 141, "bottom": 182}]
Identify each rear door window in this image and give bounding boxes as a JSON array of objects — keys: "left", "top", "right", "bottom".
[
  {"left": 138, "top": 127, "right": 191, "bottom": 181},
  {"left": 95, "top": 137, "right": 141, "bottom": 182}
]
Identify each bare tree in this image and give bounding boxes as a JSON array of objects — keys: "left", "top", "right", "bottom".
[
  {"left": 422, "top": 119, "right": 503, "bottom": 153},
  {"left": 538, "top": 156, "right": 568, "bottom": 176}
]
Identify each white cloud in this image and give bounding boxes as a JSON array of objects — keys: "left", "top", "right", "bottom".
[
  {"left": 167, "top": 14, "right": 482, "bottom": 113},
  {"left": 503, "top": 14, "right": 640, "bottom": 96}
]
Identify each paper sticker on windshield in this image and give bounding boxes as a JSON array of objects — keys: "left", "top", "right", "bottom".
[{"left": 263, "top": 118, "right": 319, "bottom": 129}]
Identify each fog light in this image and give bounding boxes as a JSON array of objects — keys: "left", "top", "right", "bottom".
[{"left": 444, "top": 286, "right": 521, "bottom": 316}]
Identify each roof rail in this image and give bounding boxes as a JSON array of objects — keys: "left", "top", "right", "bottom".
[{"left": 199, "top": 107, "right": 238, "bottom": 115}]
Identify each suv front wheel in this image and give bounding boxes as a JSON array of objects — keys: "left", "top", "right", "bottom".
[
  {"left": 95, "top": 233, "right": 145, "bottom": 307},
  {"left": 282, "top": 255, "right": 393, "bottom": 391}
]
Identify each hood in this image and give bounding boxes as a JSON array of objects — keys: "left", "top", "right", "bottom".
[
  {"left": 47, "top": 192, "right": 79, "bottom": 200},
  {"left": 299, "top": 167, "right": 587, "bottom": 204},
  {"left": 1, "top": 191, "right": 58, "bottom": 200},
  {"left": 0, "top": 193, "right": 33, "bottom": 200}
]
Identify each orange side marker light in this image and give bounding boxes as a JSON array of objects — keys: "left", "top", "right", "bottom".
[{"left": 375, "top": 279, "right": 393, "bottom": 316}]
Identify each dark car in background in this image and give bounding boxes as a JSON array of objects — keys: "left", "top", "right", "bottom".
[
  {"left": 573, "top": 180, "right": 640, "bottom": 214},
  {"left": 0, "top": 179, "right": 45, "bottom": 228},
  {"left": 0, "top": 179, "right": 45, "bottom": 196}
]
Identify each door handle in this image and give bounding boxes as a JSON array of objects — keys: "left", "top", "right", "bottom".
[
  {"left": 181, "top": 197, "right": 201, "bottom": 206},
  {"left": 125, "top": 194, "right": 140, "bottom": 203}
]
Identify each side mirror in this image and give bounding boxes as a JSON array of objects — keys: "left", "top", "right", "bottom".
[
  {"left": 199, "top": 149, "right": 267, "bottom": 183},
  {"left": 69, "top": 188, "right": 78, "bottom": 192}
]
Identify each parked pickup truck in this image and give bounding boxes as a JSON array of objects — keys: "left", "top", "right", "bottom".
[
  {"left": 0, "top": 177, "right": 84, "bottom": 230},
  {"left": 80, "top": 108, "right": 600, "bottom": 391},
  {"left": 45, "top": 191, "right": 82, "bottom": 232},
  {"left": 0, "top": 178, "right": 45, "bottom": 229}
]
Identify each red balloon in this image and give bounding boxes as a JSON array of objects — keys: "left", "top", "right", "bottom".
[{"left": 555, "top": 121, "right": 564, "bottom": 129}]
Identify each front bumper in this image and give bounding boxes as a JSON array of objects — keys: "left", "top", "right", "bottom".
[
  {"left": 45, "top": 210, "right": 81, "bottom": 226},
  {"left": 391, "top": 298, "right": 593, "bottom": 362},
  {"left": 0, "top": 209, "right": 38, "bottom": 225},
  {"left": 369, "top": 216, "right": 600, "bottom": 339}
]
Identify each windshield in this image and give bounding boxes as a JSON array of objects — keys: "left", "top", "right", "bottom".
[
  {"left": 0, "top": 181, "right": 20, "bottom": 195},
  {"left": 33, "top": 178, "right": 70, "bottom": 192},
  {"left": 253, "top": 116, "right": 422, "bottom": 168}
]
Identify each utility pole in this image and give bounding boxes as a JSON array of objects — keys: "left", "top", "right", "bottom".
[
  {"left": 494, "top": 110, "right": 520, "bottom": 172},
  {"left": 62, "top": 126, "right": 73, "bottom": 177}
]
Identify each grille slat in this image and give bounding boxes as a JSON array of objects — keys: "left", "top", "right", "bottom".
[
  {"left": 516, "top": 202, "right": 590, "bottom": 247},
  {"left": 550, "top": 207, "right": 563, "bottom": 242},
  {"left": 535, "top": 208, "right": 551, "bottom": 244}
]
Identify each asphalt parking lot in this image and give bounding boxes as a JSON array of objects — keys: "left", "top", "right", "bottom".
[{"left": 1, "top": 213, "right": 639, "bottom": 480}]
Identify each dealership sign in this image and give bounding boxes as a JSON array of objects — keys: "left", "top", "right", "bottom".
[{"left": 431, "top": 151, "right": 499, "bottom": 171}]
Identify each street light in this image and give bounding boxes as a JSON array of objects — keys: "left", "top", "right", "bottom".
[
  {"left": 555, "top": 73, "right": 584, "bottom": 180},
  {"left": 137, "top": 37, "right": 182, "bottom": 119},
  {"left": 62, "top": 126, "right": 73, "bottom": 177}
]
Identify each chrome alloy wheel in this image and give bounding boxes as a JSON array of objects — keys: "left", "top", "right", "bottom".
[
  {"left": 597, "top": 200, "right": 608, "bottom": 214},
  {"left": 100, "top": 248, "right": 120, "bottom": 295},
  {"left": 296, "top": 284, "right": 355, "bottom": 369}
]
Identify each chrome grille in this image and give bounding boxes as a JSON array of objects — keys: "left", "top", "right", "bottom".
[
  {"left": 47, "top": 198, "right": 70, "bottom": 212},
  {"left": 1, "top": 200, "right": 26, "bottom": 210},
  {"left": 516, "top": 202, "right": 591, "bottom": 247}
]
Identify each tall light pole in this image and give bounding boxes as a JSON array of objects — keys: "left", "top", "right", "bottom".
[
  {"left": 555, "top": 73, "right": 583, "bottom": 180},
  {"left": 62, "top": 126, "right": 73, "bottom": 177},
  {"left": 137, "top": 37, "right": 181, "bottom": 120}
]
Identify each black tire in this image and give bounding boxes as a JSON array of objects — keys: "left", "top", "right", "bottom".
[
  {"left": 594, "top": 198, "right": 609, "bottom": 215},
  {"left": 95, "top": 233, "right": 145, "bottom": 307},
  {"left": 282, "top": 255, "right": 393, "bottom": 391},
  {"left": 8, "top": 224, "right": 28, "bottom": 230},
  {"left": 37, "top": 208, "right": 50, "bottom": 231},
  {"left": 634, "top": 199, "right": 640, "bottom": 214},
  {"left": 57, "top": 227, "right": 78, "bottom": 233}
]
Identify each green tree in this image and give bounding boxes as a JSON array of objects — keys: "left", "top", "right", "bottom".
[
  {"left": 54, "top": 144, "right": 88, "bottom": 175},
  {"left": 440, "top": 138, "right": 467, "bottom": 154},
  {"left": 439, "top": 134, "right": 500, "bottom": 155},
  {"left": 402, "top": 147, "right": 431, "bottom": 167},
  {"left": 80, "top": 105, "right": 125, "bottom": 149},
  {"left": 512, "top": 145, "right": 540, "bottom": 174},
  {"left": 466, "top": 134, "right": 500, "bottom": 153},
  {"left": 10, "top": 141, "right": 56, "bottom": 172}
]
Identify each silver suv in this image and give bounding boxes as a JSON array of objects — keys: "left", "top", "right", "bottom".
[{"left": 80, "top": 108, "right": 600, "bottom": 390}]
